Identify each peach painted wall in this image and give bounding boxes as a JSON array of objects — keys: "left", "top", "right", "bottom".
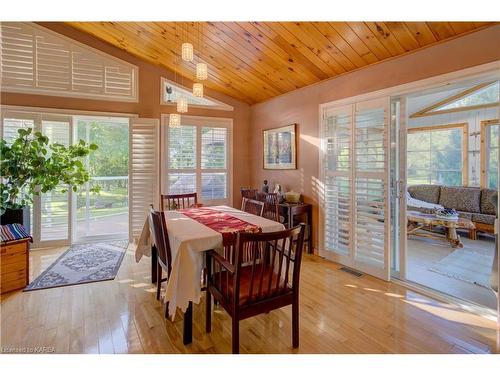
[
  {"left": 0, "top": 22, "right": 251, "bottom": 208},
  {"left": 249, "top": 25, "right": 500, "bottom": 251}
]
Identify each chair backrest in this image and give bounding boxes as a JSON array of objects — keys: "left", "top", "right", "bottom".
[
  {"left": 241, "top": 188, "right": 257, "bottom": 200},
  {"left": 260, "top": 192, "right": 280, "bottom": 222},
  {"left": 232, "top": 224, "right": 306, "bottom": 306},
  {"left": 241, "top": 197, "right": 265, "bottom": 217},
  {"left": 149, "top": 208, "right": 172, "bottom": 275},
  {"left": 161, "top": 192, "right": 198, "bottom": 211}
]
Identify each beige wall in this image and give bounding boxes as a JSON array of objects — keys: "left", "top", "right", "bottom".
[
  {"left": 249, "top": 25, "right": 500, "bottom": 250},
  {"left": 0, "top": 22, "right": 251, "bottom": 208}
]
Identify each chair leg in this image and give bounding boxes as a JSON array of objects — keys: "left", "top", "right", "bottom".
[
  {"left": 292, "top": 300, "right": 299, "bottom": 348},
  {"left": 164, "top": 301, "right": 170, "bottom": 319},
  {"left": 206, "top": 290, "right": 212, "bottom": 333},
  {"left": 156, "top": 265, "right": 162, "bottom": 301},
  {"left": 232, "top": 318, "right": 240, "bottom": 354}
]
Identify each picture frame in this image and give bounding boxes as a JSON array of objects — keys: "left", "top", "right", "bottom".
[{"left": 263, "top": 124, "right": 297, "bottom": 170}]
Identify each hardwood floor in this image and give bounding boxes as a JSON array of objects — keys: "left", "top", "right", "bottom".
[{"left": 1, "top": 245, "right": 499, "bottom": 354}]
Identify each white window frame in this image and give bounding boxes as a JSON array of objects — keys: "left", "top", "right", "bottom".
[
  {"left": 160, "top": 114, "right": 233, "bottom": 206},
  {"left": 160, "top": 77, "right": 234, "bottom": 111}
]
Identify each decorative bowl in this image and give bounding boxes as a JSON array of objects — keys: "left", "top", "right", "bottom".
[
  {"left": 434, "top": 208, "right": 458, "bottom": 220},
  {"left": 284, "top": 191, "right": 301, "bottom": 203}
]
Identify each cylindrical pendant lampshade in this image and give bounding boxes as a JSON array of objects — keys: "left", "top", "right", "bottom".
[
  {"left": 177, "top": 96, "right": 188, "bottom": 113},
  {"left": 196, "top": 63, "right": 208, "bottom": 80},
  {"left": 193, "top": 83, "right": 204, "bottom": 98},
  {"left": 169, "top": 113, "right": 181, "bottom": 128},
  {"left": 181, "top": 43, "right": 193, "bottom": 62}
]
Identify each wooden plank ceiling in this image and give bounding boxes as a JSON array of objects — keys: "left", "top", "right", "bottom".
[{"left": 66, "top": 22, "right": 496, "bottom": 104}]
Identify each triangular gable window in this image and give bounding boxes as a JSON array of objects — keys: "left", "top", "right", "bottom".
[
  {"left": 411, "top": 81, "right": 499, "bottom": 118},
  {"left": 161, "top": 78, "right": 233, "bottom": 111}
]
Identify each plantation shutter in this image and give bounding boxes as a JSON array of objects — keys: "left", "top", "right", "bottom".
[
  {"left": 166, "top": 125, "right": 197, "bottom": 194},
  {"left": 201, "top": 127, "right": 228, "bottom": 202},
  {"left": 0, "top": 22, "right": 138, "bottom": 101},
  {"left": 129, "top": 118, "right": 160, "bottom": 242},
  {"left": 353, "top": 98, "right": 390, "bottom": 280},
  {"left": 321, "top": 97, "right": 390, "bottom": 281},
  {"left": 321, "top": 105, "right": 353, "bottom": 266}
]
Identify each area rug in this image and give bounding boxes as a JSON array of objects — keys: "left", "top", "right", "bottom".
[
  {"left": 428, "top": 248, "right": 495, "bottom": 289},
  {"left": 24, "top": 241, "right": 128, "bottom": 291}
]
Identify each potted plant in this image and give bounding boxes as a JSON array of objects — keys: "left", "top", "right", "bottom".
[{"left": 0, "top": 128, "right": 99, "bottom": 231}]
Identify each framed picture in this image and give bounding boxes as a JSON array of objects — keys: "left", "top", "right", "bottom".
[{"left": 263, "top": 124, "right": 297, "bottom": 170}]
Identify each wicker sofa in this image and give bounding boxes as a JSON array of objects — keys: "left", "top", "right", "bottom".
[{"left": 407, "top": 184, "right": 497, "bottom": 239}]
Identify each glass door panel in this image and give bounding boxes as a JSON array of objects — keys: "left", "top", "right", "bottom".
[{"left": 74, "top": 117, "right": 129, "bottom": 241}]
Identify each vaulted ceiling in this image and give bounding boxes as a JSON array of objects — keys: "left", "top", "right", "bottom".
[{"left": 66, "top": 22, "right": 496, "bottom": 104}]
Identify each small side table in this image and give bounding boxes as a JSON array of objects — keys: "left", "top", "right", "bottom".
[
  {"left": 279, "top": 202, "right": 313, "bottom": 253},
  {"left": 1, "top": 238, "right": 30, "bottom": 294}
]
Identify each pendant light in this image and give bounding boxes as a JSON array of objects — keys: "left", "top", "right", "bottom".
[
  {"left": 196, "top": 62, "right": 208, "bottom": 81},
  {"left": 169, "top": 113, "right": 181, "bottom": 128},
  {"left": 181, "top": 42, "right": 193, "bottom": 62},
  {"left": 177, "top": 96, "right": 188, "bottom": 113},
  {"left": 193, "top": 83, "right": 203, "bottom": 98}
]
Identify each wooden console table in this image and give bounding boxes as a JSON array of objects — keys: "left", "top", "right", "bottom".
[
  {"left": 1, "top": 238, "right": 30, "bottom": 294},
  {"left": 279, "top": 202, "right": 313, "bottom": 253}
]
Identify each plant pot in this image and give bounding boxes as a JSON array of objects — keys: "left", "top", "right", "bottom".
[{"left": 0, "top": 206, "right": 31, "bottom": 234}]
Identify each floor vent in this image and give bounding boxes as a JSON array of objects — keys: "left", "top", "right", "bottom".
[{"left": 339, "top": 267, "right": 364, "bottom": 278}]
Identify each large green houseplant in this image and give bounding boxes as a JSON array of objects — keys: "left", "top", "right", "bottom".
[{"left": 0, "top": 128, "right": 99, "bottom": 228}]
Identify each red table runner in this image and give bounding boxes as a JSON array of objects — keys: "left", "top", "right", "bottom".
[{"left": 180, "top": 207, "right": 261, "bottom": 246}]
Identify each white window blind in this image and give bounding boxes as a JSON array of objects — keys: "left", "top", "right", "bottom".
[
  {"left": 163, "top": 115, "right": 232, "bottom": 205},
  {"left": 0, "top": 22, "right": 138, "bottom": 102},
  {"left": 129, "top": 118, "right": 159, "bottom": 242},
  {"left": 321, "top": 98, "right": 390, "bottom": 281}
]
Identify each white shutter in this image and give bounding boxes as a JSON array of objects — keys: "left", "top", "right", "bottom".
[
  {"left": 321, "top": 105, "right": 352, "bottom": 264},
  {"left": 166, "top": 125, "right": 197, "bottom": 194},
  {"left": 0, "top": 22, "right": 138, "bottom": 101},
  {"left": 320, "top": 97, "right": 391, "bottom": 281},
  {"left": 201, "top": 127, "right": 228, "bottom": 201},
  {"left": 129, "top": 118, "right": 159, "bottom": 242}
]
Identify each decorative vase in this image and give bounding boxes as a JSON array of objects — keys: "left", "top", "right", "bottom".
[{"left": 0, "top": 206, "right": 31, "bottom": 234}]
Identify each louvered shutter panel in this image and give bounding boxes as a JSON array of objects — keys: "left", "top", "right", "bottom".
[
  {"left": 321, "top": 98, "right": 390, "bottom": 280},
  {"left": 353, "top": 98, "right": 390, "bottom": 280},
  {"left": 129, "top": 118, "right": 159, "bottom": 242},
  {"left": 321, "top": 105, "right": 353, "bottom": 264},
  {"left": 0, "top": 22, "right": 137, "bottom": 101}
]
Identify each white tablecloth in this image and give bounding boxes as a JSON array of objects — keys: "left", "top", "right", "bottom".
[{"left": 135, "top": 205, "right": 285, "bottom": 318}]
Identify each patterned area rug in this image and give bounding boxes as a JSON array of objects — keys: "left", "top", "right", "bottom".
[
  {"left": 429, "top": 247, "right": 494, "bottom": 289},
  {"left": 25, "top": 241, "right": 128, "bottom": 291}
]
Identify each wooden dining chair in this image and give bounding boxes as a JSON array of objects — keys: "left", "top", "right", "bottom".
[
  {"left": 205, "top": 224, "right": 306, "bottom": 354},
  {"left": 240, "top": 187, "right": 257, "bottom": 200},
  {"left": 160, "top": 192, "right": 199, "bottom": 211},
  {"left": 241, "top": 197, "right": 265, "bottom": 217},
  {"left": 149, "top": 208, "right": 172, "bottom": 318}
]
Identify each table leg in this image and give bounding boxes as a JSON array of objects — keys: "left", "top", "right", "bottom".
[
  {"left": 183, "top": 301, "right": 193, "bottom": 345},
  {"left": 307, "top": 207, "right": 313, "bottom": 254},
  {"left": 151, "top": 245, "right": 158, "bottom": 284},
  {"left": 447, "top": 227, "right": 463, "bottom": 248}
]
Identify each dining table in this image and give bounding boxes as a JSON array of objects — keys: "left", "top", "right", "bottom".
[{"left": 135, "top": 205, "right": 285, "bottom": 345}]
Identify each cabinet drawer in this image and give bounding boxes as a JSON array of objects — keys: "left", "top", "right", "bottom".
[
  {"left": 0, "top": 277, "right": 26, "bottom": 293},
  {"left": 1, "top": 257, "right": 26, "bottom": 273},
  {"left": 1, "top": 251, "right": 27, "bottom": 266},
  {"left": 1, "top": 268, "right": 27, "bottom": 283},
  {"left": 1, "top": 242, "right": 28, "bottom": 256}
]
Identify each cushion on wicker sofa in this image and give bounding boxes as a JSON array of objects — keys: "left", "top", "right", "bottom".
[
  {"left": 480, "top": 189, "right": 497, "bottom": 215},
  {"left": 407, "top": 185, "right": 441, "bottom": 204},
  {"left": 438, "top": 186, "right": 481, "bottom": 213},
  {"left": 472, "top": 213, "right": 496, "bottom": 225}
]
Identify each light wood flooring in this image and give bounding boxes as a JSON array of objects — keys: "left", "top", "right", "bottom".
[
  {"left": 407, "top": 232, "right": 497, "bottom": 310},
  {"left": 1, "top": 245, "right": 499, "bottom": 354}
]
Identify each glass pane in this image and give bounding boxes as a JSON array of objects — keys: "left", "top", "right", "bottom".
[
  {"left": 163, "top": 79, "right": 221, "bottom": 107},
  {"left": 432, "top": 81, "right": 499, "bottom": 112},
  {"left": 201, "top": 172, "right": 227, "bottom": 200},
  {"left": 2, "top": 118, "right": 35, "bottom": 144},
  {"left": 355, "top": 108, "right": 385, "bottom": 172},
  {"left": 201, "top": 127, "right": 226, "bottom": 169},
  {"left": 168, "top": 173, "right": 196, "bottom": 194},
  {"left": 407, "top": 132, "right": 430, "bottom": 151},
  {"left": 75, "top": 117, "right": 129, "bottom": 239},
  {"left": 41, "top": 120, "right": 70, "bottom": 241},
  {"left": 488, "top": 124, "right": 499, "bottom": 189},
  {"left": 168, "top": 126, "right": 196, "bottom": 169}
]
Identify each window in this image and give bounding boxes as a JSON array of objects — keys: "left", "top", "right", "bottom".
[
  {"left": 481, "top": 120, "right": 499, "bottom": 189},
  {"left": 407, "top": 124, "right": 467, "bottom": 186},
  {"left": 0, "top": 22, "right": 138, "bottom": 102},
  {"left": 160, "top": 78, "right": 233, "bottom": 111},
  {"left": 163, "top": 115, "right": 232, "bottom": 205}
]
